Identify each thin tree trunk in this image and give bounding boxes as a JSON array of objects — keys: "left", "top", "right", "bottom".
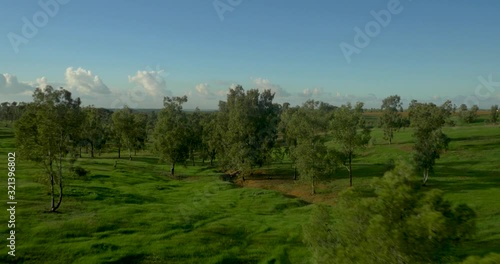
[
  {"left": 53, "top": 151, "right": 63, "bottom": 212},
  {"left": 118, "top": 147, "right": 121, "bottom": 159},
  {"left": 210, "top": 151, "right": 215, "bottom": 166},
  {"left": 349, "top": 153, "right": 353, "bottom": 187},
  {"left": 49, "top": 157, "right": 55, "bottom": 211},
  {"left": 79, "top": 146, "right": 82, "bottom": 158},
  {"left": 423, "top": 168, "right": 429, "bottom": 186},
  {"left": 91, "top": 142, "right": 94, "bottom": 158}
]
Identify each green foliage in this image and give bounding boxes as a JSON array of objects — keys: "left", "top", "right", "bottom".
[
  {"left": 15, "top": 86, "right": 83, "bottom": 211},
  {"left": 284, "top": 100, "right": 336, "bottom": 194},
  {"left": 458, "top": 104, "right": 480, "bottom": 124},
  {"left": 0, "top": 101, "right": 26, "bottom": 124},
  {"left": 111, "top": 106, "right": 147, "bottom": 160},
  {"left": 216, "top": 86, "right": 280, "bottom": 174},
  {"left": 489, "top": 104, "right": 499, "bottom": 124},
  {"left": 303, "top": 161, "right": 477, "bottom": 264},
  {"left": 409, "top": 100, "right": 451, "bottom": 184},
  {"left": 330, "top": 102, "right": 371, "bottom": 186},
  {"left": 379, "top": 95, "right": 403, "bottom": 144},
  {"left": 81, "top": 106, "right": 113, "bottom": 157},
  {"left": 153, "top": 96, "right": 190, "bottom": 175},
  {"left": 200, "top": 112, "right": 219, "bottom": 166},
  {"left": 0, "top": 112, "right": 499, "bottom": 263},
  {"left": 186, "top": 108, "right": 204, "bottom": 165},
  {"left": 70, "top": 166, "right": 91, "bottom": 178}
]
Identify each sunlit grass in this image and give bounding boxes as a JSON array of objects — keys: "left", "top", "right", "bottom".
[{"left": 0, "top": 119, "right": 498, "bottom": 263}]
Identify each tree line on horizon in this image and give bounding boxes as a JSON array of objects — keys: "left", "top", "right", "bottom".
[
  {"left": 0, "top": 86, "right": 499, "bottom": 212},
  {"left": 2, "top": 86, "right": 500, "bottom": 263}
]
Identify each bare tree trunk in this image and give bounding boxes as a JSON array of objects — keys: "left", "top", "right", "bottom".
[
  {"left": 49, "top": 158, "right": 55, "bottom": 211},
  {"left": 423, "top": 168, "right": 429, "bottom": 186},
  {"left": 349, "top": 153, "right": 353, "bottom": 187},
  {"left": 118, "top": 147, "right": 121, "bottom": 159},
  {"left": 90, "top": 142, "right": 94, "bottom": 158},
  {"left": 52, "top": 152, "right": 63, "bottom": 212},
  {"left": 210, "top": 151, "right": 215, "bottom": 166},
  {"left": 171, "top": 163, "right": 175, "bottom": 177}
]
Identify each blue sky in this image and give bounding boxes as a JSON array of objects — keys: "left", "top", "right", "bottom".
[{"left": 1, "top": 0, "right": 500, "bottom": 109}]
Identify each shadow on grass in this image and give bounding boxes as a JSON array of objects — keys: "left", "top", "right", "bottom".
[
  {"left": 91, "top": 174, "right": 111, "bottom": 180},
  {"left": 193, "top": 165, "right": 220, "bottom": 174},
  {"left": 459, "top": 238, "right": 500, "bottom": 258},
  {"left": 351, "top": 163, "right": 389, "bottom": 178},
  {"left": 67, "top": 186, "right": 158, "bottom": 204},
  {"left": 431, "top": 163, "right": 500, "bottom": 192},
  {"left": 452, "top": 134, "right": 500, "bottom": 142},
  {"left": 106, "top": 254, "right": 145, "bottom": 264},
  {"left": 0, "top": 134, "right": 14, "bottom": 140},
  {"left": 455, "top": 141, "right": 500, "bottom": 151},
  {"left": 127, "top": 156, "right": 161, "bottom": 165}
]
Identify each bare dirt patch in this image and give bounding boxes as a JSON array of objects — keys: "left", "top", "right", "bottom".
[{"left": 235, "top": 174, "right": 337, "bottom": 206}]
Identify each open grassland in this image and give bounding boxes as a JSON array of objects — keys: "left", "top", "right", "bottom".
[{"left": 0, "top": 120, "right": 499, "bottom": 263}]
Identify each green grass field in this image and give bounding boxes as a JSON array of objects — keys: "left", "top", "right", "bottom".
[{"left": 0, "top": 120, "right": 499, "bottom": 263}]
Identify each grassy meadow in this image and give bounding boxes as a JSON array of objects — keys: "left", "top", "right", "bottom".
[{"left": 0, "top": 115, "right": 499, "bottom": 263}]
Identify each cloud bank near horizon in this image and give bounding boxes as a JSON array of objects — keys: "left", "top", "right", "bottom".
[{"left": 1, "top": 70, "right": 499, "bottom": 110}]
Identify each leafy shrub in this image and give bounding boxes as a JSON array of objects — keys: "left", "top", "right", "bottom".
[
  {"left": 303, "top": 161, "right": 477, "bottom": 264},
  {"left": 70, "top": 166, "right": 90, "bottom": 178}
]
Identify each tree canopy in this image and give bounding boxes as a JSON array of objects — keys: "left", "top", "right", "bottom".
[
  {"left": 153, "top": 96, "right": 190, "bottom": 176},
  {"left": 379, "top": 95, "right": 403, "bottom": 144},
  {"left": 216, "top": 85, "right": 280, "bottom": 175},
  {"left": 330, "top": 102, "right": 371, "bottom": 187},
  {"left": 409, "top": 100, "right": 451, "bottom": 185},
  {"left": 15, "top": 86, "right": 83, "bottom": 212},
  {"left": 304, "top": 161, "right": 476, "bottom": 264}
]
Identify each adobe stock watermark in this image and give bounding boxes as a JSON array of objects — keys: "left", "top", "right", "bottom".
[
  {"left": 464, "top": 74, "right": 500, "bottom": 106},
  {"left": 7, "top": 0, "right": 71, "bottom": 54},
  {"left": 213, "top": 0, "right": 243, "bottom": 21},
  {"left": 339, "top": 0, "right": 410, "bottom": 64}
]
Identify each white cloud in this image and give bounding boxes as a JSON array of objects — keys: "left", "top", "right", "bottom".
[
  {"left": 128, "top": 70, "right": 169, "bottom": 97},
  {"left": 216, "top": 89, "right": 228, "bottom": 97},
  {"left": 35, "top": 77, "right": 49, "bottom": 89},
  {"left": 195, "top": 83, "right": 211, "bottom": 96},
  {"left": 65, "top": 67, "right": 110, "bottom": 95},
  {"left": 0, "top": 73, "right": 33, "bottom": 94},
  {"left": 252, "top": 77, "right": 290, "bottom": 97},
  {"left": 302, "top": 88, "right": 325, "bottom": 97}
]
